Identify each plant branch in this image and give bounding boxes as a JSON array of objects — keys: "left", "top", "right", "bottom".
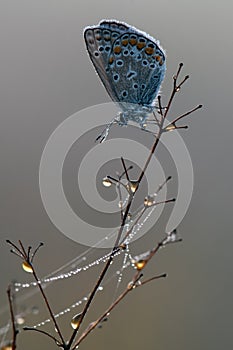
[
  {"left": 167, "top": 104, "right": 202, "bottom": 128},
  {"left": 7, "top": 285, "right": 18, "bottom": 350},
  {"left": 23, "top": 327, "right": 61, "bottom": 346},
  {"left": 73, "top": 272, "right": 166, "bottom": 349},
  {"left": 30, "top": 267, "right": 66, "bottom": 346},
  {"left": 67, "top": 63, "right": 189, "bottom": 348},
  {"left": 67, "top": 192, "right": 135, "bottom": 348}
]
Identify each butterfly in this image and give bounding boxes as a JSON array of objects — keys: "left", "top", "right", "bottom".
[{"left": 84, "top": 19, "right": 166, "bottom": 141}]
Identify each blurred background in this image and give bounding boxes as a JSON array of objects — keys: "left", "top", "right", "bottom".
[{"left": 0, "top": 0, "right": 232, "bottom": 349}]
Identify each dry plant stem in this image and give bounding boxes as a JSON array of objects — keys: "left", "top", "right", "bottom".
[
  {"left": 69, "top": 128, "right": 160, "bottom": 345},
  {"left": 7, "top": 285, "right": 17, "bottom": 350},
  {"left": 67, "top": 63, "right": 187, "bottom": 348},
  {"left": 73, "top": 272, "right": 166, "bottom": 349},
  {"left": 74, "top": 233, "right": 181, "bottom": 348},
  {"left": 119, "top": 206, "right": 147, "bottom": 245},
  {"left": 6, "top": 64, "right": 200, "bottom": 349},
  {"left": 67, "top": 193, "right": 134, "bottom": 348},
  {"left": 19, "top": 240, "right": 27, "bottom": 257},
  {"left": 31, "top": 267, "right": 66, "bottom": 346},
  {"left": 119, "top": 198, "right": 175, "bottom": 245},
  {"left": 121, "top": 157, "right": 130, "bottom": 182},
  {"left": 138, "top": 64, "right": 187, "bottom": 185},
  {"left": 107, "top": 175, "right": 128, "bottom": 192},
  {"left": 117, "top": 181, "right": 124, "bottom": 222},
  {"left": 23, "top": 327, "right": 61, "bottom": 346},
  {"left": 169, "top": 104, "right": 202, "bottom": 126}
]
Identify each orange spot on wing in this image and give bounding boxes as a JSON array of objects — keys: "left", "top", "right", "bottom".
[
  {"left": 145, "top": 47, "right": 154, "bottom": 55},
  {"left": 121, "top": 39, "right": 129, "bottom": 46},
  {"left": 109, "top": 56, "right": 114, "bottom": 64},
  {"left": 137, "top": 42, "right": 146, "bottom": 50},
  {"left": 129, "top": 38, "right": 137, "bottom": 46},
  {"left": 104, "top": 34, "right": 111, "bottom": 41},
  {"left": 113, "top": 46, "right": 122, "bottom": 54}
]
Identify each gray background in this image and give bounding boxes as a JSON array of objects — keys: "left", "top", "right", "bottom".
[{"left": 0, "top": 0, "right": 232, "bottom": 349}]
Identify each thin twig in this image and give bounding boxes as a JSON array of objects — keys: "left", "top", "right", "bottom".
[
  {"left": 31, "top": 267, "right": 66, "bottom": 346},
  {"left": 73, "top": 273, "right": 166, "bottom": 349},
  {"left": 73, "top": 227, "right": 179, "bottom": 348},
  {"left": 121, "top": 157, "right": 130, "bottom": 182},
  {"left": 23, "top": 327, "right": 61, "bottom": 346},
  {"left": 67, "top": 193, "right": 134, "bottom": 348},
  {"left": 6, "top": 240, "right": 24, "bottom": 258},
  {"left": 67, "top": 63, "right": 189, "bottom": 348},
  {"left": 7, "top": 285, "right": 18, "bottom": 350},
  {"left": 168, "top": 104, "right": 202, "bottom": 126},
  {"left": 157, "top": 95, "right": 164, "bottom": 116}
]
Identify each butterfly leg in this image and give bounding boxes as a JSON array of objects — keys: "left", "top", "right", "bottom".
[
  {"left": 95, "top": 117, "right": 119, "bottom": 143},
  {"left": 118, "top": 112, "right": 129, "bottom": 126}
]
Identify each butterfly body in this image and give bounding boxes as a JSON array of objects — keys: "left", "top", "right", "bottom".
[{"left": 84, "top": 20, "right": 166, "bottom": 140}]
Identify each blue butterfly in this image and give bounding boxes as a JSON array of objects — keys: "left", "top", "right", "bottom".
[{"left": 84, "top": 20, "right": 166, "bottom": 141}]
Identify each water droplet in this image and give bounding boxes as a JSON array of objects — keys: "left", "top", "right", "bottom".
[
  {"left": 16, "top": 315, "right": 25, "bottom": 325},
  {"left": 144, "top": 195, "right": 155, "bottom": 207},
  {"left": 132, "top": 259, "right": 147, "bottom": 271},
  {"left": 22, "top": 261, "right": 33, "bottom": 273},
  {"left": 118, "top": 200, "right": 123, "bottom": 209},
  {"left": 165, "top": 124, "right": 176, "bottom": 132},
  {"left": 98, "top": 286, "right": 103, "bottom": 291},
  {"left": 163, "top": 229, "right": 178, "bottom": 245},
  {"left": 127, "top": 181, "right": 138, "bottom": 193},
  {"left": 127, "top": 281, "right": 136, "bottom": 290},
  {"left": 102, "top": 177, "right": 112, "bottom": 187},
  {"left": 127, "top": 213, "right": 132, "bottom": 221},
  {"left": 119, "top": 243, "right": 127, "bottom": 250},
  {"left": 71, "top": 312, "right": 83, "bottom": 329}
]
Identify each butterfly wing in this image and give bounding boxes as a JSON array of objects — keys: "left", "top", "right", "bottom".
[
  {"left": 84, "top": 23, "right": 125, "bottom": 102},
  {"left": 109, "top": 31, "right": 166, "bottom": 107},
  {"left": 84, "top": 20, "right": 166, "bottom": 108}
]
